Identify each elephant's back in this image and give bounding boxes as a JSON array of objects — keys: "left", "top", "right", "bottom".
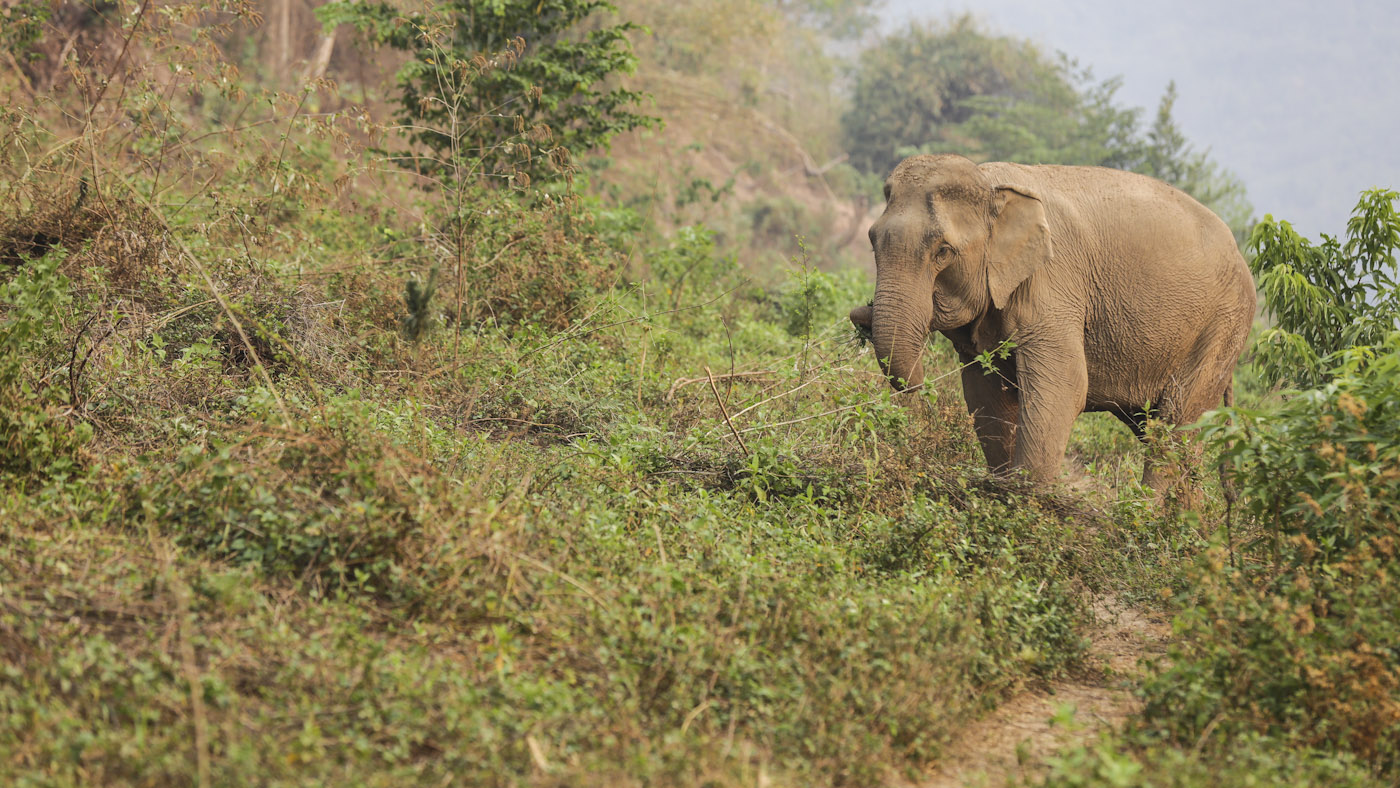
[
  {"left": 980, "top": 162, "right": 1233, "bottom": 240},
  {"left": 983, "top": 162, "right": 1255, "bottom": 413},
  {"left": 983, "top": 161, "right": 1251, "bottom": 310}
]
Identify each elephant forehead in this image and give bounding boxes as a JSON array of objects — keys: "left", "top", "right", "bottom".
[
  {"left": 888, "top": 153, "right": 981, "bottom": 185},
  {"left": 928, "top": 193, "right": 986, "bottom": 247}
]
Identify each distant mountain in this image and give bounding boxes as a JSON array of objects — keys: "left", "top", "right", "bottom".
[{"left": 879, "top": 0, "right": 1400, "bottom": 238}]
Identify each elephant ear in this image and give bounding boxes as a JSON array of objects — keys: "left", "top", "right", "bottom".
[{"left": 986, "top": 185, "right": 1052, "bottom": 311}]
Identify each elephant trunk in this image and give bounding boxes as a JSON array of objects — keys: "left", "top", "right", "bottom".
[{"left": 870, "top": 285, "right": 932, "bottom": 391}]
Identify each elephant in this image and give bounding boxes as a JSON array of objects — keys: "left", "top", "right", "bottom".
[{"left": 848, "top": 154, "right": 1255, "bottom": 489}]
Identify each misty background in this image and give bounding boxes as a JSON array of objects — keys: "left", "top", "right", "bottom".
[{"left": 882, "top": 0, "right": 1400, "bottom": 237}]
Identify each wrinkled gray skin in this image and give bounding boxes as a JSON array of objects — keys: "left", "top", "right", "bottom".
[{"left": 849, "top": 154, "right": 1255, "bottom": 488}]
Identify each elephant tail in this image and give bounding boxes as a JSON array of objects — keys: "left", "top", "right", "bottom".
[
  {"left": 1217, "top": 384, "right": 1237, "bottom": 506},
  {"left": 1218, "top": 383, "right": 1240, "bottom": 567},
  {"left": 1215, "top": 386, "right": 1237, "bottom": 495}
]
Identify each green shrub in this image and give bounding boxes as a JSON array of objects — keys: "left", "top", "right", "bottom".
[
  {"left": 646, "top": 224, "right": 737, "bottom": 306},
  {"left": 775, "top": 263, "right": 863, "bottom": 340},
  {"left": 1250, "top": 188, "right": 1400, "bottom": 388},
  {"left": 456, "top": 188, "right": 624, "bottom": 329},
  {"left": 123, "top": 402, "right": 503, "bottom": 612},
  {"left": 1142, "top": 335, "right": 1400, "bottom": 772},
  {"left": 320, "top": 0, "right": 657, "bottom": 185},
  {"left": 1042, "top": 732, "right": 1385, "bottom": 788},
  {"left": 0, "top": 252, "right": 92, "bottom": 481}
]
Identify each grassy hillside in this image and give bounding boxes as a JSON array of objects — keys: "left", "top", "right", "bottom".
[{"left": 1, "top": 1, "right": 1396, "bottom": 786}]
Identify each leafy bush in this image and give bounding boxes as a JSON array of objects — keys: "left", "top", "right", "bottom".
[
  {"left": 646, "top": 224, "right": 736, "bottom": 304},
  {"left": 123, "top": 399, "right": 506, "bottom": 612},
  {"left": 1137, "top": 335, "right": 1400, "bottom": 774},
  {"left": 1250, "top": 188, "right": 1400, "bottom": 388},
  {"left": 1042, "top": 732, "right": 1385, "bottom": 788},
  {"left": 0, "top": 252, "right": 91, "bottom": 481},
  {"left": 775, "top": 262, "right": 863, "bottom": 340},
  {"left": 452, "top": 188, "right": 624, "bottom": 329}
]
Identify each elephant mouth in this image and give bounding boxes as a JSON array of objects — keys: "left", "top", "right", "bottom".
[{"left": 849, "top": 302, "right": 875, "bottom": 345}]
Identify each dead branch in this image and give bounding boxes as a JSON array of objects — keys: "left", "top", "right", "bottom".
[
  {"left": 706, "top": 366, "right": 749, "bottom": 456},
  {"left": 667, "top": 369, "right": 774, "bottom": 400}
]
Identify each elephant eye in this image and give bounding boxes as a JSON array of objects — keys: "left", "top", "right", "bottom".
[{"left": 935, "top": 244, "right": 956, "bottom": 262}]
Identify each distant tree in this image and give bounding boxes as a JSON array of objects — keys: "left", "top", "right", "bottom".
[
  {"left": 928, "top": 57, "right": 1141, "bottom": 170},
  {"left": 1137, "top": 82, "right": 1253, "bottom": 241},
  {"left": 1249, "top": 188, "right": 1400, "bottom": 389},
  {"left": 841, "top": 16, "right": 1048, "bottom": 175}
]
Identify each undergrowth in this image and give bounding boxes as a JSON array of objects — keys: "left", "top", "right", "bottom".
[
  {"left": 6, "top": 2, "right": 1393, "bottom": 786},
  {"left": 0, "top": 131, "right": 1180, "bottom": 785}
]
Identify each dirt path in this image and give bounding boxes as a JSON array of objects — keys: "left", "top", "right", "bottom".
[{"left": 914, "top": 598, "right": 1171, "bottom": 788}]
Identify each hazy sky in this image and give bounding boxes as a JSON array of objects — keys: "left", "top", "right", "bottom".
[{"left": 880, "top": 0, "right": 1400, "bottom": 238}]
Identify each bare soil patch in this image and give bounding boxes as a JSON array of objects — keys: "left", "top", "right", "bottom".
[{"left": 911, "top": 598, "right": 1170, "bottom": 788}]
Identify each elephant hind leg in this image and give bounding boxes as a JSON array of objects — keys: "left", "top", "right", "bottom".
[{"left": 1140, "top": 369, "right": 1228, "bottom": 501}]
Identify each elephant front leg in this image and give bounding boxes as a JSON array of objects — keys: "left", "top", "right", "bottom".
[
  {"left": 960, "top": 362, "right": 1019, "bottom": 472},
  {"left": 1010, "top": 341, "right": 1089, "bottom": 483}
]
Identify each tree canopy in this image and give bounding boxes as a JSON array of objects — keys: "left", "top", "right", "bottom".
[
  {"left": 841, "top": 17, "right": 1047, "bottom": 176},
  {"left": 1250, "top": 188, "right": 1400, "bottom": 388},
  {"left": 321, "top": 0, "right": 657, "bottom": 185}
]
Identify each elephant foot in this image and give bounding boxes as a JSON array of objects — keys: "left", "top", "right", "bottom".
[{"left": 1143, "top": 460, "right": 1202, "bottom": 511}]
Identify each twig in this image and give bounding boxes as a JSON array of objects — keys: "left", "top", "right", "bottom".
[
  {"left": 149, "top": 299, "right": 217, "bottom": 331},
  {"left": 474, "top": 234, "right": 525, "bottom": 270},
  {"left": 503, "top": 549, "right": 608, "bottom": 609},
  {"left": 734, "top": 371, "right": 958, "bottom": 436},
  {"left": 85, "top": 0, "right": 151, "bottom": 117},
  {"left": 66, "top": 311, "right": 102, "bottom": 411},
  {"left": 706, "top": 366, "right": 749, "bottom": 457},
  {"left": 467, "top": 417, "right": 563, "bottom": 431},
  {"left": 2, "top": 50, "right": 36, "bottom": 98},
  {"left": 667, "top": 370, "right": 774, "bottom": 400},
  {"left": 271, "top": 87, "right": 313, "bottom": 190},
  {"left": 724, "top": 374, "right": 823, "bottom": 422},
  {"left": 734, "top": 398, "right": 894, "bottom": 435},
  {"left": 67, "top": 311, "right": 122, "bottom": 413}
]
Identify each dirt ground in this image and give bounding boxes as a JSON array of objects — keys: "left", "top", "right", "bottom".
[{"left": 910, "top": 598, "right": 1171, "bottom": 788}]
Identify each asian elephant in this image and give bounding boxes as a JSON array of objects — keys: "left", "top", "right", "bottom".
[{"left": 848, "top": 154, "right": 1255, "bottom": 489}]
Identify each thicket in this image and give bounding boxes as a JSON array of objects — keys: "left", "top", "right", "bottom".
[
  {"left": 1249, "top": 188, "right": 1400, "bottom": 388},
  {"left": 1153, "top": 191, "right": 1400, "bottom": 769}
]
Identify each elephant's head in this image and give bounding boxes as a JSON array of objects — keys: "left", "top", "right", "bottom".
[{"left": 850, "top": 155, "right": 1051, "bottom": 390}]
